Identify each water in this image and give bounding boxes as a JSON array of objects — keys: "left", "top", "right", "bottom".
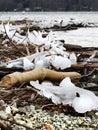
[
  {"left": 55, "top": 27, "right": 98, "bottom": 47},
  {"left": 0, "top": 11, "right": 98, "bottom": 24}
]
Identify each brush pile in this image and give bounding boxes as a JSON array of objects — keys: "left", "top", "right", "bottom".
[{"left": 0, "top": 19, "right": 98, "bottom": 130}]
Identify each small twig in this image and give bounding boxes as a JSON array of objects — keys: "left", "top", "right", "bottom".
[
  {"left": 25, "top": 86, "right": 39, "bottom": 92},
  {"left": 31, "top": 93, "right": 39, "bottom": 101},
  {"left": 82, "top": 68, "right": 96, "bottom": 78},
  {"left": 0, "top": 86, "right": 38, "bottom": 104},
  {"left": 41, "top": 103, "right": 54, "bottom": 110},
  {"left": 84, "top": 68, "right": 95, "bottom": 77},
  {"left": 20, "top": 37, "right": 27, "bottom": 44},
  {"left": 25, "top": 44, "right": 30, "bottom": 55},
  {"left": 18, "top": 82, "right": 26, "bottom": 88},
  {"left": 0, "top": 116, "right": 35, "bottom": 130},
  {"left": 11, "top": 30, "right": 17, "bottom": 39},
  {"left": 0, "top": 89, "right": 16, "bottom": 100},
  {"left": 87, "top": 50, "right": 97, "bottom": 62},
  {"left": 0, "top": 120, "right": 11, "bottom": 130}
]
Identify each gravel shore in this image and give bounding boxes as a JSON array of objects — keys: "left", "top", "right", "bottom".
[{"left": 8, "top": 105, "right": 98, "bottom": 130}]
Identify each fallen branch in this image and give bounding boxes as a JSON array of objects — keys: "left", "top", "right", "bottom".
[
  {"left": 0, "top": 68, "right": 81, "bottom": 88},
  {"left": 71, "top": 63, "right": 98, "bottom": 69}
]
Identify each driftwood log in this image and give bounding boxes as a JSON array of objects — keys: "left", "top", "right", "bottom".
[
  {"left": 0, "top": 68, "right": 81, "bottom": 88},
  {"left": 71, "top": 63, "right": 98, "bottom": 69}
]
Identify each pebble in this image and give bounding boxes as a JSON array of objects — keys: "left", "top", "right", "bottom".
[{"left": 5, "top": 105, "right": 98, "bottom": 130}]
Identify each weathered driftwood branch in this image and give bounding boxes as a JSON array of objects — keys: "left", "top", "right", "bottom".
[{"left": 0, "top": 68, "right": 81, "bottom": 88}]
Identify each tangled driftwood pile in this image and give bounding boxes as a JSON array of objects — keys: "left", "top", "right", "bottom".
[
  {"left": 0, "top": 20, "right": 98, "bottom": 129},
  {"left": 0, "top": 19, "right": 98, "bottom": 101}
]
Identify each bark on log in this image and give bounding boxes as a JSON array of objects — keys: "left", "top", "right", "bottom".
[{"left": 0, "top": 68, "right": 81, "bottom": 88}]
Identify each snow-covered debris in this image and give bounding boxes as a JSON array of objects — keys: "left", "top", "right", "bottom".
[
  {"left": 6, "top": 50, "right": 76, "bottom": 70},
  {"left": 34, "top": 55, "right": 50, "bottom": 68},
  {"left": 5, "top": 105, "right": 11, "bottom": 114},
  {"left": 27, "top": 30, "right": 49, "bottom": 45},
  {"left": 0, "top": 22, "right": 5, "bottom": 34},
  {"left": 72, "top": 93, "right": 98, "bottom": 113},
  {"left": 12, "top": 32, "right": 26, "bottom": 44},
  {"left": 49, "top": 40, "right": 66, "bottom": 55},
  {"left": 22, "top": 57, "right": 34, "bottom": 70},
  {"left": 30, "top": 77, "right": 98, "bottom": 113},
  {"left": 30, "top": 80, "right": 62, "bottom": 105},
  {"left": 6, "top": 52, "right": 46, "bottom": 70},
  {"left": 69, "top": 52, "right": 77, "bottom": 64},
  {"left": 0, "top": 22, "right": 27, "bottom": 44},
  {"left": 4, "top": 22, "right": 16, "bottom": 38},
  {"left": 50, "top": 55, "right": 71, "bottom": 70},
  {"left": 27, "top": 30, "right": 57, "bottom": 47},
  {"left": 5, "top": 29, "right": 77, "bottom": 70}
]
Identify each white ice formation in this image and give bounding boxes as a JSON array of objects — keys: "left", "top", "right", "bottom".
[
  {"left": 5, "top": 27, "right": 77, "bottom": 70},
  {"left": 30, "top": 77, "right": 98, "bottom": 113}
]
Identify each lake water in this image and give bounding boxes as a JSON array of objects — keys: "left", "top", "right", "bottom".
[
  {"left": 0, "top": 11, "right": 98, "bottom": 47},
  {"left": 0, "top": 11, "right": 98, "bottom": 23}
]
